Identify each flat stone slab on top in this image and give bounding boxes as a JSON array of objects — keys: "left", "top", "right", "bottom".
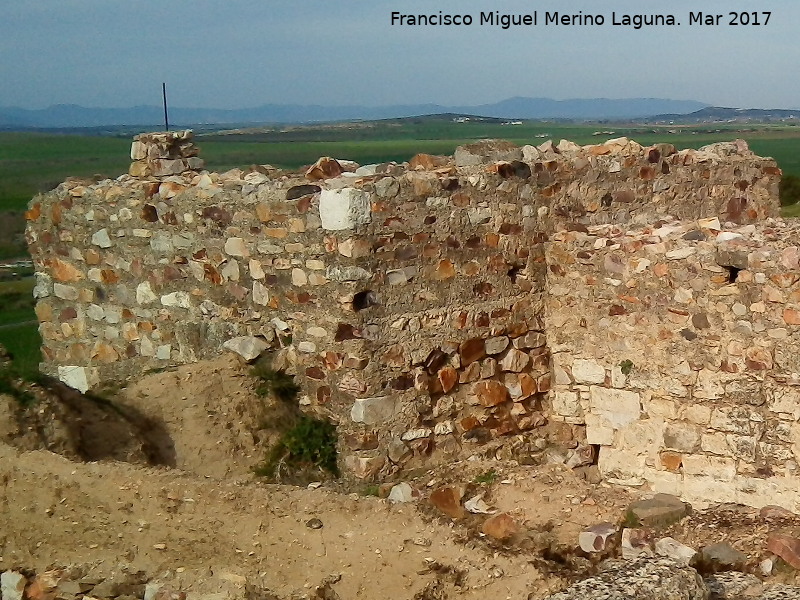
[{"left": 628, "top": 493, "right": 690, "bottom": 527}]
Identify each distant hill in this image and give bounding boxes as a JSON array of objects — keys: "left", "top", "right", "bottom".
[
  {"left": 641, "top": 106, "right": 800, "bottom": 124},
  {"left": 0, "top": 97, "right": 709, "bottom": 129}
]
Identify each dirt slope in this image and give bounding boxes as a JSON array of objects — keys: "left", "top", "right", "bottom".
[
  {"left": 0, "top": 442, "right": 569, "bottom": 599},
  {"left": 3, "top": 356, "right": 800, "bottom": 599}
]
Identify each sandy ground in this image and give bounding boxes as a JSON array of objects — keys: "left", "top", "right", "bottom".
[{"left": 2, "top": 356, "right": 800, "bottom": 599}]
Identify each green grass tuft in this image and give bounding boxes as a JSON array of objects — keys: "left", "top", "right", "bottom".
[
  {"left": 255, "top": 414, "right": 339, "bottom": 480},
  {"left": 622, "top": 509, "right": 642, "bottom": 528},
  {"left": 251, "top": 361, "right": 300, "bottom": 403},
  {"left": 361, "top": 484, "right": 380, "bottom": 496},
  {"left": 474, "top": 468, "right": 499, "bottom": 485},
  {"left": 250, "top": 360, "right": 338, "bottom": 482}
]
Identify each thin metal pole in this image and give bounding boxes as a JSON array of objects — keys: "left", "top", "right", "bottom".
[{"left": 162, "top": 82, "right": 169, "bottom": 131}]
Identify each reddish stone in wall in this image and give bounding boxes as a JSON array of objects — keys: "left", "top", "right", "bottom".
[
  {"left": 660, "top": 452, "right": 683, "bottom": 472},
  {"left": 101, "top": 269, "right": 120, "bottom": 284},
  {"left": 473, "top": 380, "right": 509, "bottom": 407},
  {"left": 424, "top": 349, "right": 448, "bottom": 374},
  {"left": 343, "top": 355, "right": 368, "bottom": 370},
  {"left": 745, "top": 347, "right": 773, "bottom": 370},
  {"left": 409, "top": 153, "right": 448, "bottom": 170},
  {"left": 26, "top": 202, "right": 43, "bottom": 221},
  {"left": 460, "top": 338, "right": 486, "bottom": 365},
  {"left": 51, "top": 258, "right": 83, "bottom": 282},
  {"left": 537, "top": 373, "right": 552, "bottom": 393},
  {"left": 435, "top": 259, "right": 456, "bottom": 280},
  {"left": 204, "top": 264, "right": 222, "bottom": 285},
  {"left": 784, "top": 308, "right": 800, "bottom": 325},
  {"left": 323, "top": 352, "right": 343, "bottom": 371},
  {"left": 305, "top": 157, "right": 343, "bottom": 180},
  {"left": 316, "top": 386, "right": 331, "bottom": 404},
  {"left": 438, "top": 367, "right": 458, "bottom": 393},
  {"left": 305, "top": 367, "right": 325, "bottom": 380},
  {"left": 58, "top": 307, "right": 77, "bottom": 322},
  {"left": 726, "top": 197, "right": 748, "bottom": 223},
  {"left": 767, "top": 534, "right": 800, "bottom": 569},
  {"left": 335, "top": 323, "right": 361, "bottom": 341}
]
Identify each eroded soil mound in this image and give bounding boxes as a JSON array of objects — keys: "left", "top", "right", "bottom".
[{"left": 3, "top": 357, "right": 800, "bottom": 599}]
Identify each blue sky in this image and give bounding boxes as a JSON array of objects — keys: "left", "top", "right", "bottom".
[{"left": 1, "top": 0, "right": 797, "bottom": 109}]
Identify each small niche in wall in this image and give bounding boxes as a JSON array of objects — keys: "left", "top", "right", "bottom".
[
  {"left": 722, "top": 265, "right": 742, "bottom": 283},
  {"left": 507, "top": 264, "right": 524, "bottom": 284},
  {"left": 352, "top": 290, "right": 378, "bottom": 312}
]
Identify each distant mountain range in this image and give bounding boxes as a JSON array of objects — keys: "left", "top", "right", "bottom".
[
  {"left": 0, "top": 97, "right": 710, "bottom": 129},
  {"left": 639, "top": 106, "right": 800, "bottom": 123}
]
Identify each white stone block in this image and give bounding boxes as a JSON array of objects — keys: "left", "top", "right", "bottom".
[
  {"left": 91, "top": 228, "right": 112, "bottom": 248},
  {"left": 655, "top": 537, "right": 697, "bottom": 565},
  {"left": 694, "top": 368, "right": 726, "bottom": 400},
  {"left": 130, "top": 140, "right": 146, "bottom": 160},
  {"left": 682, "top": 404, "right": 711, "bottom": 425},
  {"left": 589, "top": 386, "right": 641, "bottom": 428},
  {"left": 136, "top": 281, "right": 158, "bottom": 305},
  {"left": 57, "top": 365, "right": 96, "bottom": 393},
  {"left": 552, "top": 389, "right": 582, "bottom": 418},
  {"left": 735, "top": 476, "right": 798, "bottom": 510},
  {"left": 252, "top": 281, "right": 270, "bottom": 306},
  {"left": 388, "top": 482, "right": 414, "bottom": 503},
  {"left": 618, "top": 420, "right": 665, "bottom": 454},
  {"left": 642, "top": 469, "right": 683, "bottom": 497},
  {"left": 682, "top": 455, "right": 736, "bottom": 480},
  {"left": 585, "top": 413, "right": 614, "bottom": 445},
  {"left": 770, "top": 387, "right": 800, "bottom": 420},
  {"left": 597, "top": 446, "right": 646, "bottom": 480},
  {"left": 681, "top": 475, "right": 731, "bottom": 508},
  {"left": 700, "top": 433, "right": 730, "bottom": 456},
  {"left": 645, "top": 396, "right": 678, "bottom": 420},
  {"left": 572, "top": 359, "right": 606, "bottom": 384},
  {"left": 1, "top": 571, "right": 27, "bottom": 600},
  {"left": 319, "top": 188, "right": 371, "bottom": 230},
  {"left": 222, "top": 336, "right": 269, "bottom": 361},
  {"left": 351, "top": 396, "right": 397, "bottom": 425},
  {"left": 160, "top": 291, "right": 192, "bottom": 309}
]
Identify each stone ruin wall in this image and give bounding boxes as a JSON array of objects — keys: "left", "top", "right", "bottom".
[
  {"left": 24, "top": 132, "right": 785, "bottom": 500},
  {"left": 546, "top": 217, "right": 800, "bottom": 509}
]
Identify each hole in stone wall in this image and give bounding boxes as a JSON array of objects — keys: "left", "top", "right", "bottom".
[
  {"left": 590, "top": 444, "right": 600, "bottom": 466},
  {"left": 723, "top": 265, "right": 742, "bottom": 283},
  {"left": 352, "top": 290, "right": 378, "bottom": 312},
  {"left": 507, "top": 264, "right": 524, "bottom": 284},
  {"left": 473, "top": 282, "right": 494, "bottom": 297},
  {"left": 441, "top": 177, "right": 460, "bottom": 191}
]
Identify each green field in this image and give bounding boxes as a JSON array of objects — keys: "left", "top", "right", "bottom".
[
  {"left": 0, "top": 132, "right": 131, "bottom": 211},
  {"left": 0, "top": 322, "right": 41, "bottom": 377},
  {"left": 0, "top": 276, "right": 40, "bottom": 379},
  {"left": 2, "top": 121, "right": 800, "bottom": 214}
]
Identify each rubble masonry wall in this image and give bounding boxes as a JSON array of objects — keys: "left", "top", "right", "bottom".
[
  {"left": 546, "top": 217, "right": 800, "bottom": 509},
  {"left": 25, "top": 136, "right": 784, "bottom": 494}
]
